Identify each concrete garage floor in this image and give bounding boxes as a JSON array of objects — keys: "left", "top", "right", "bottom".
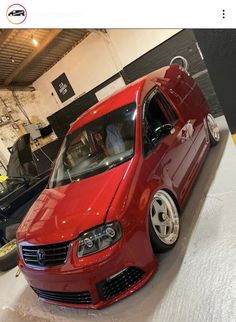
[{"left": 0, "top": 116, "right": 235, "bottom": 322}]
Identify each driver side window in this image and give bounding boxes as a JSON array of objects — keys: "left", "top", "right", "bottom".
[{"left": 143, "top": 90, "right": 168, "bottom": 156}]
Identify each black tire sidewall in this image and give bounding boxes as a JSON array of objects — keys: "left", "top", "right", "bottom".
[
  {"left": 149, "top": 217, "right": 179, "bottom": 253},
  {"left": 207, "top": 115, "right": 220, "bottom": 147},
  {"left": 208, "top": 130, "right": 219, "bottom": 146}
]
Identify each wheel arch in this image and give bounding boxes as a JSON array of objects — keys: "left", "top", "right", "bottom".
[{"left": 161, "top": 188, "right": 181, "bottom": 214}]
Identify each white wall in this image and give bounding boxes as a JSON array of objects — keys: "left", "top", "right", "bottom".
[
  {"left": 34, "top": 32, "right": 120, "bottom": 114},
  {"left": 33, "top": 29, "right": 180, "bottom": 114},
  {"left": 107, "top": 29, "right": 180, "bottom": 67}
]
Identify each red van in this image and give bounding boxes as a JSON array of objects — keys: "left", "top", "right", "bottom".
[{"left": 17, "top": 64, "right": 220, "bottom": 309}]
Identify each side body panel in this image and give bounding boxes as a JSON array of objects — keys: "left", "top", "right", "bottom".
[{"left": 155, "top": 66, "right": 210, "bottom": 206}]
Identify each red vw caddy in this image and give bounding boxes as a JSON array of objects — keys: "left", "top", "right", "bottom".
[{"left": 17, "top": 64, "right": 220, "bottom": 309}]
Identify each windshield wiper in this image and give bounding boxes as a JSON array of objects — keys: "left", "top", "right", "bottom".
[
  {"left": 67, "top": 169, "right": 75, "bottom": 183},
  {"left": 107, "top": 155, "right": 132, "bottom": 170},
  {"left": 57, "top": 155, "right": 132, "bottom": 187}
]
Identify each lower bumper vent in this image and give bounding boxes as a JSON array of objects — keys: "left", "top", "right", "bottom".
[
  {"left": 32, "top": 287, "right": 92, "bottom": 305},
  {"left": 97, "top": 266, "right": 144, "bottom": 300}
]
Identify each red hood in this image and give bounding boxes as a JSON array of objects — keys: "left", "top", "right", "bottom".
[{"left": 17, "top": 161, "right": 131, "bottom": 244}]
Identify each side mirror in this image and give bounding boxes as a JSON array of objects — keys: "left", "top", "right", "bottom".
[{"left": 155, "top": 124, "right": 174, "bottom": 138}]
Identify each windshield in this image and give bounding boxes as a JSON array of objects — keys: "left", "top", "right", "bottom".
[{"left": 49, "top": 102, "right": 136, "bottom": 188}]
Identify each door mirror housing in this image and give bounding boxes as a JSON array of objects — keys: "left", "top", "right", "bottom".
[{"left": 154, "top": 124, "right": 174, "bottom": 139}]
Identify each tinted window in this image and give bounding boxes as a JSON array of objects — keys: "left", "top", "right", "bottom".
[
  {"left": 143, "top": 91, "right": 169, "bottom": 156},
  {"left": 158, "top": 91, "right": 178, "bottom": 123}
]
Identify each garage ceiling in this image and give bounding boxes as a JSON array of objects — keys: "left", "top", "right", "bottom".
[{"left": 0, "top": 29, "right": 90, "bottom": 89}]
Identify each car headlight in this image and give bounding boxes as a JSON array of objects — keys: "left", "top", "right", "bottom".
[{"left": 78, "top": 222, "right": 122, "bottom": 257}]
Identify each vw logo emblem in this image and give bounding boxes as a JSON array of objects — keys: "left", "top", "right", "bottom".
[{"left": 37, "top": 249, "right": 46, "bottom": 266}]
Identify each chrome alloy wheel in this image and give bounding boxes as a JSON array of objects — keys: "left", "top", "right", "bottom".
[
  {"left": 207, "top": 114, "right": 220, "bottom": 142},
  {"left": 150, "top": 190, "right": 179, "bottom": 245}
]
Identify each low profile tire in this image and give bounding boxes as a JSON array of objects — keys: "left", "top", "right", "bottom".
[
  {"left": 0, "top": 239, "right": 17, "bottom": 271},
  {"left": 149, "top": 190, "right": 180, "bottom": 253},
  {"left": 207, "top": 114, "right": 220, "bottom": 146}
]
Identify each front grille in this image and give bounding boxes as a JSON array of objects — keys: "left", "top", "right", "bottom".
[
  {"left": 97, "top": 266, "right": 144, "bottom": 300},
  {"left": 22, "top": 241, "right": 70, "bottom": 267},
  {"left": 32, "top": 287, "right": 92, "bottom": 305}
]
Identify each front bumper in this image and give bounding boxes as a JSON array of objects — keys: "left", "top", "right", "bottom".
[{"left": 19, "top": 234, "right": 157, "bottom": 309}]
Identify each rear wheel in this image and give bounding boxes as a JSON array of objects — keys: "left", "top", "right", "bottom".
[
  {"left": 207, "top": 114, "right": 220, "bottom": 146},
  {"left": 149, "top": 190, "right": 180, "bottom": 253}
]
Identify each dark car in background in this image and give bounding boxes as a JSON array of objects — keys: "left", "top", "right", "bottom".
[{"left": 0, "top": 134, "right": 50, "bottom": 271}]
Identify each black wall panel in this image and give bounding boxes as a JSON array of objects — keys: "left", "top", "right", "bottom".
[
  {"left": 194, "top": 29, "right": 236, "bottom": 134},
  {"left": 123, "top": 30, "right": 204, "bottom": 80},
  {"left": 47, "top": 91, "right": 97, "bottom": 138}
]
